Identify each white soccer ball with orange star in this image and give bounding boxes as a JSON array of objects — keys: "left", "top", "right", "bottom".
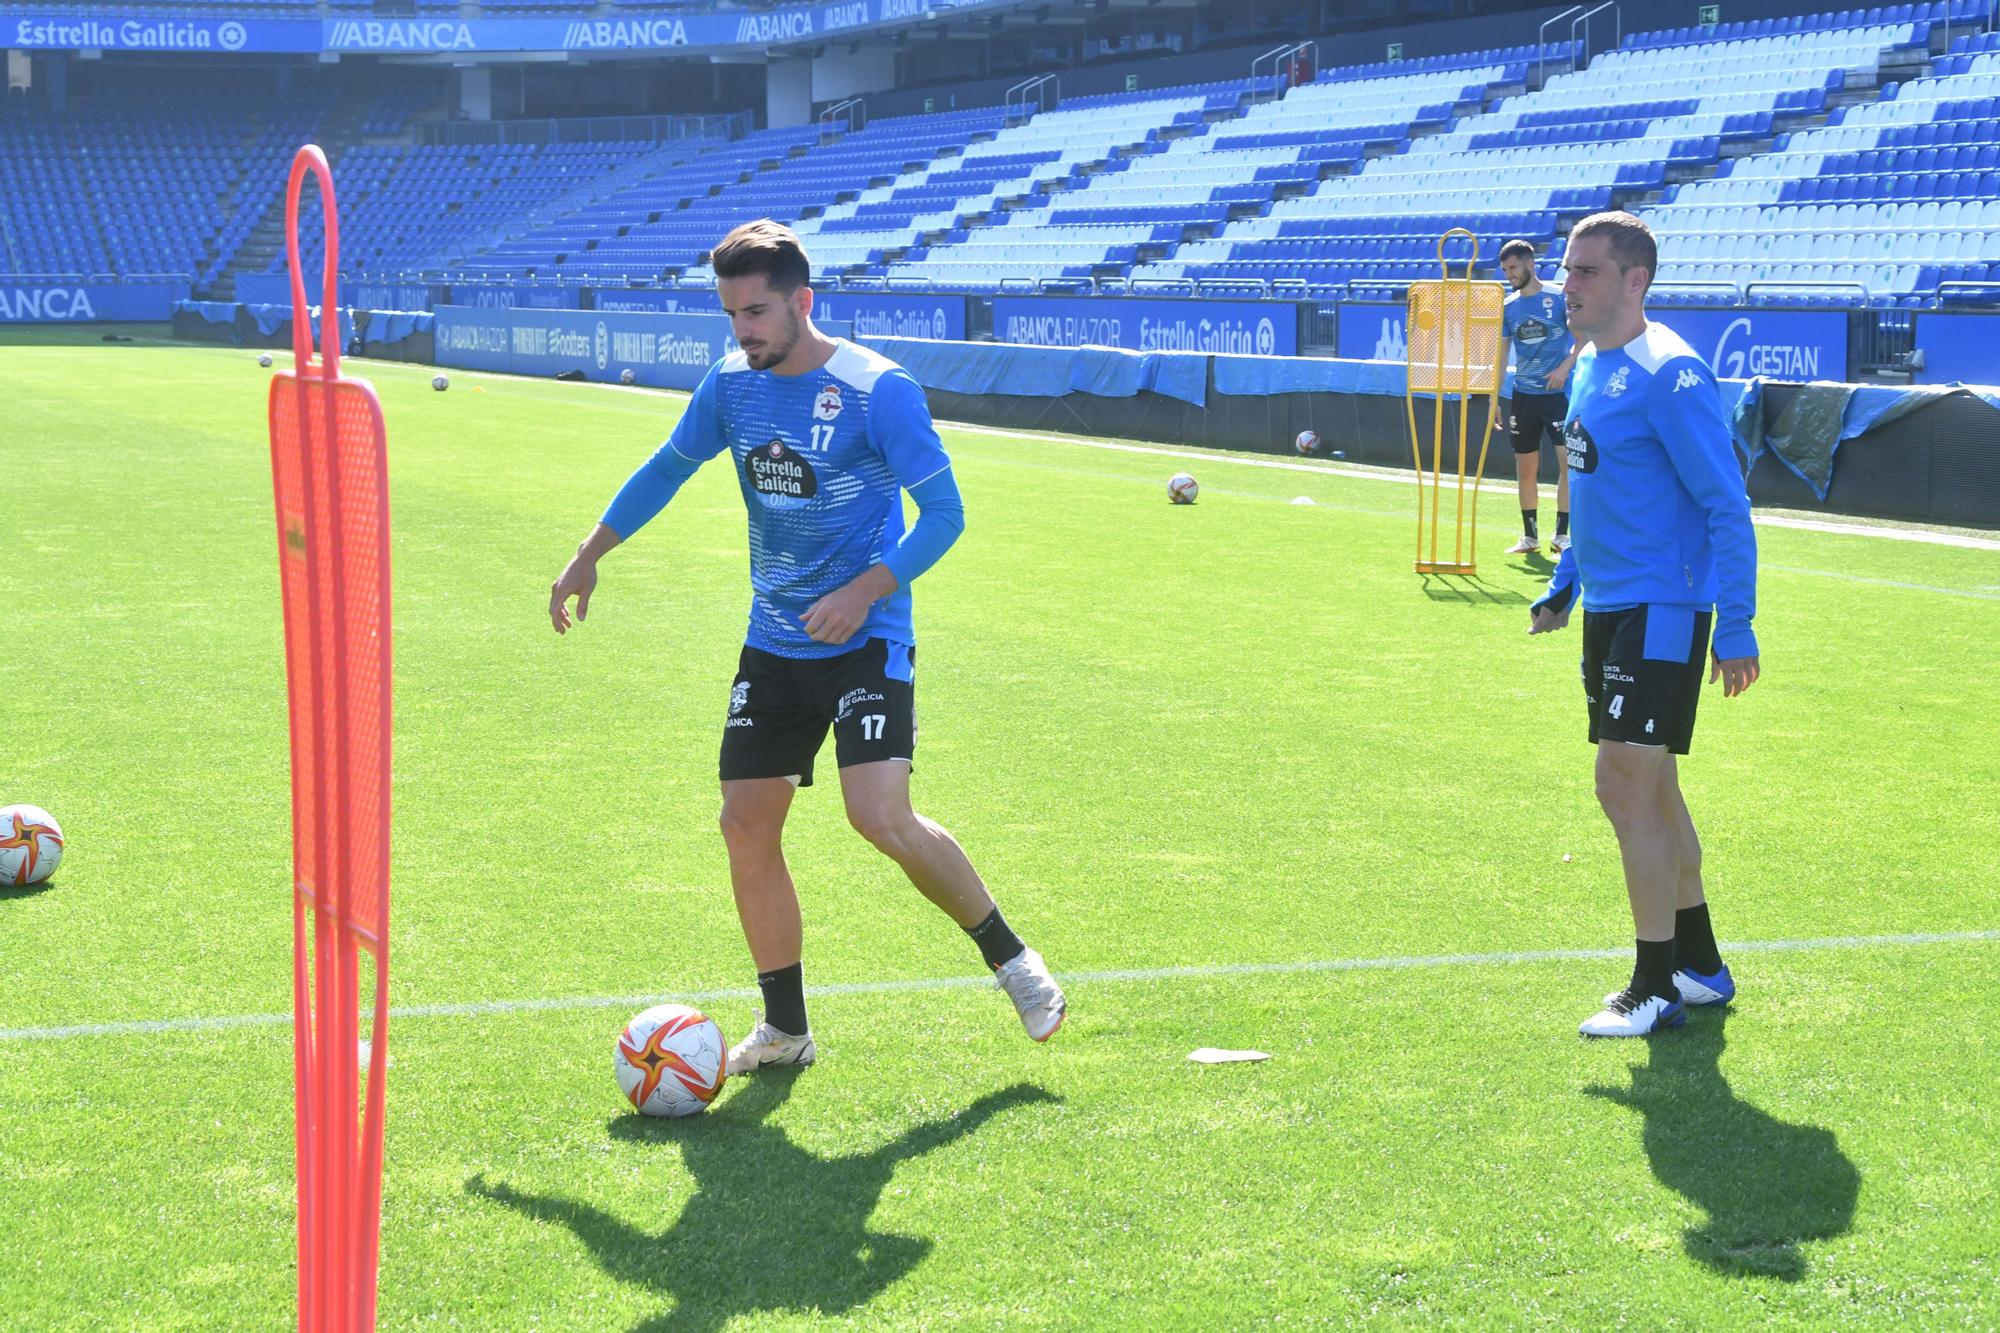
[
  {"left": 0, "top": 804, "right": 63, "bottom": 887},
  {"left": 614, "top": 1003, "right": 727, "bottom": 1117}
]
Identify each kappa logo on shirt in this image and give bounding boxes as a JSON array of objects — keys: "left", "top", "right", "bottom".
[
  {"left": 813, "top": 383, "right": 844, "bottom": 422},
  {"left": 1674, "top": 368, "right": 1704, "bottom": 392}
]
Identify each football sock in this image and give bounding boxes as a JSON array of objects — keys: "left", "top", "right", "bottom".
[
  {"left": 1675, "top": 902, "right": 1725, "bottom": 975},
  {"left": 965, "top": 908, "right": 1027, "bottom": 971},
  {"left": 756, "top": 962, "right": 809, "bottom": 1037},
  {"left": 1633, "top": 938, "right": 1679, "bottom": 1001},
  {"left": 1522, "top": 508, "right": 1539, "bottom": 539},
  {"left": 1556, "top": 510, "right": 1570, "bottom": 537}
]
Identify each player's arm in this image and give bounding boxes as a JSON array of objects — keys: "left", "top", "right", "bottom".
[
  {"left": 1649, "top": 357, "right": 1760, "bottom": 694},
  {"left": 1529, "top": 541, "right": 1579, "bottom": 634},
  {"left": 549, "top": 365, "right": 726, "bottom": 634},
  {"left": 1546, "top": 342, "right": 1579, "bottom": 392},
  {"left": 802, "top": 370, "right": 965, "bottom": 645}
]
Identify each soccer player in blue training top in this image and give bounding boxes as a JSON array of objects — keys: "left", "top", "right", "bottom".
[
  {"left": 1492, "top": 238, "right": 1578, "bottom": 556},
  {"left": 1528, "top": 211, "right": 1760, "bottom": 1039},
  {"left": 547, "top": 220, "right": 1066, "bottom": 1072}
]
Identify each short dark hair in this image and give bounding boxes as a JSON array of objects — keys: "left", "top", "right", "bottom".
[
  {"left": 1568, "top": 211, "right": 1657, "bottom": 288},
  {"left": 711, "top": 219, "right": 811, "bottom": 293},
  {"left": 1498, "top": 239, "right": 1537, "bottom": 264}
]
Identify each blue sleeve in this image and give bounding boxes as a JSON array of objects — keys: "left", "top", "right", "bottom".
[
  {"left": 869, "top": 370, "right": 964, "bottom": 588},
  {"left": 1648, "top": 355, "right": 1760, "bottom": 661},
  {"left": 600, "top": 363, "right": 729, "bottom": 540},
  {"left": 1534, "top": 542, "right": 1579, "bottom": 617}
]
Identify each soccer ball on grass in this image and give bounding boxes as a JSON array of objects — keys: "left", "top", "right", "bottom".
[
  {"left": 615, "top": 1003, "right": 727, "bottom": 1117},
  {"left": 432, "top": 374, "right": 450, "bottom": 392},
  {"left": 1168, "top": 472, "right": 1199, "bottom": 505},
  {"left": 1, "top": 804, "right": 64, "bottom": 887}
]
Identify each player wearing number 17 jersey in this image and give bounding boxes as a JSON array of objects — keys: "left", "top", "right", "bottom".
[
  {"left": 548, "top": 221, "right": 1065, "bottom": 1072},
  {"left": 1528, "top": 212, "right": 1761, "bottom": 1039}
]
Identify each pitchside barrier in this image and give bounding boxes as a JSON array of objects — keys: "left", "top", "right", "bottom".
[
  {"left": 431, "top": 305, "right": 849, "bottom": 389},
  {"left": 859, "top": 335, "right": 2000, "bottom": 529}
]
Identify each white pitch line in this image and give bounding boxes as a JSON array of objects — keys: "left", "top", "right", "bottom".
[
  {"left": 2, "top": 929, "right": 1994, "bottom": 1044},
  {"left": 943, "top": 421, "right": 2000, "bottom": 551},
  {"left": 1764, "top": 563, "right": 2000, "bottom": 601}
]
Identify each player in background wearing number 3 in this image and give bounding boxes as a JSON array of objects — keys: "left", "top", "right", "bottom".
[
  {"left": 548, "top": 220, "right": 1066, "bottom": 1073},
  {"left": 1528, "top": 212, "right": 1761, "bottom": 1038}
]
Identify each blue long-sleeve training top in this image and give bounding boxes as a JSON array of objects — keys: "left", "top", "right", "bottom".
[
  {"left": 1536, "top": 321, "right": 1759, "bottom": 662},
  {"left": 601, "top": 339, "right": 964, "bottom": 658}
]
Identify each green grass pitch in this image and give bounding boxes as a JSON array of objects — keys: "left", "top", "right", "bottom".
[{"left": 2, "top": 328, "right": 1996, "bottom": 1329}]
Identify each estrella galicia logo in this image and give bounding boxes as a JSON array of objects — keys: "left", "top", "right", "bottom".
[
  {"left": 593, "top": 321, "right": 608, "bottom": 372},
  {"left": 1564, "top": 418, "right": 1597, "bottom": 474},
  {"left": 218, "top": 20, "right": 247, "bottom": 49},
  {"left": 745, "top": 439, "right": 818, "bottom": 503}
]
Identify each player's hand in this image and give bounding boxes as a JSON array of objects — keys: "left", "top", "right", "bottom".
[
  {"left": 1528, "top": 604, "right": 1571, "bottom": 635},
  {"left": 801, "top": 583, "right": 872, "bottom": 645},
  {"left": 549, "top": 556, "right": 597, "bottom": 635},
  {"left": 803, "top": 565, "right": 899, "bottom": 645},
  {"left": 1547, "top": 363, "right": 1570, "bottom": 392},
  {"left": 1490, "top": 405, "right": 1504, "bottom": 431},
  {"left": 1711, "top": 653, "right": 1760, "bottom": 697}
]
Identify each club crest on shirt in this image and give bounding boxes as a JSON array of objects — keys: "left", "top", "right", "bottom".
[
  {"left": 813, "top": 383, "right": 844, "bottom": 422},
  {"left": 745, "top": 438, "right": 819, "bottom": 501},
  {"left": 1605, "top": 365, "right": 1631, "bottom": 398},
  {"left": 730, "top": 680, "right": 750, "bottom": 716}
]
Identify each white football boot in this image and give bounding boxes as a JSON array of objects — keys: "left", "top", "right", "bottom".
[
  {"left": 726, "top": 1021, "right": 817, "bottom": 1075},
  {"left": 1580, "top": 987, "right": 1687, "bottom": 1038},
  {"left": 1549, "top": 533, "right": 1572, "bottom": 555},
  {"left": 994, "top": 948, "right": 1067, "bottom": 1042},
  {"left": 1505, "top": 534, "right": 1541, "bottom": 555}
]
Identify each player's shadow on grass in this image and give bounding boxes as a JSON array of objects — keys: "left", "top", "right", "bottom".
[
  {"left": 1586, "top": 1010, "right": 1859, "bottom": 1281},
  {"left": 468, "top": 1070, "right": 1058, "bottom": 1333},
  {"left": 1419, "top": 573, "right": 1530, "bottom": 606}
]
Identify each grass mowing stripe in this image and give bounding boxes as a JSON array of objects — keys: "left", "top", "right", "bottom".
[{"left": 5, "top": 928, "right": 1993, "bottom": 1044}]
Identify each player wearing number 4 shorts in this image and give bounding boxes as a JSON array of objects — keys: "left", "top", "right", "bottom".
[
  {"left": 1528, "top": 213, "right": 1761, "bottom": 1039},
  {"left": 549, "top": 221, "right": 1065, "bottom": 1073}
]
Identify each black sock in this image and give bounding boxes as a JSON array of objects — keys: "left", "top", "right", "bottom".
[
  {"left": 1522, "top": 507, "right": 1539, "bottom": 539},
  {"left": 965, "top": 908, "right": 1026, "bottom": 971},
  {"left": 1556, "top": 510, "right": 1570, "bottom": 537},
  {"left": 756, "top": 963, "right": 809, "bottom": 1037},
  {"left": 1675, "top": 903, "right": 1724, "bottom": 976},
  {"left": 1632, "top": 938, "right": 1679, "bottom": 1000}
]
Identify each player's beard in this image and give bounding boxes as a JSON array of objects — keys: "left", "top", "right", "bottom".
[{"left": 745, "top": 309, "right": 802, "bottom": 371}]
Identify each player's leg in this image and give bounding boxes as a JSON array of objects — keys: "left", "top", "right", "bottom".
[
  {"left": 718, "top": 649, "right": 826, "bottom": 1072},
  {"left": 1550, "top": 408, "right": 1572, "bottom": 554},
  {"left": 1506, "top": 398, "right": 1541, "bottom": 554},
  {"left": 839, "top": 759, "right": 992, "bottom": 926},
  {"left": 719, "top": 777, "right": 802, "bottom": 972},
  {"left": 718, "top": 776, "right": 819, "bottom": 1071},
  {"left": 1660, "top": 755, "right": 1735, "bottom": 1005},
  {"left": 1577, "top": 606, "right": 1697, "bottom": 1037},
  {"left": 839, "top": 760, "right": 1067, "bottom": 1042},
  {"left": 1579, "top": 739, "right": 1688, "bottom": 1037},
  {"left": 828, "top": 640, "right": 1066, "bottom": 1041}
]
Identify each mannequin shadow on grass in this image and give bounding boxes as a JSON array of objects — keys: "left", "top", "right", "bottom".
[
  {"left": 1586, "top": 1009, "right": 1860, "bottom": 1281},
  {"left": 1419, "top": 572, "right": 1531, "bottom": 605},
  {"left": 469, "top": 1070, "right": 1059, "bottom": 1333}
]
